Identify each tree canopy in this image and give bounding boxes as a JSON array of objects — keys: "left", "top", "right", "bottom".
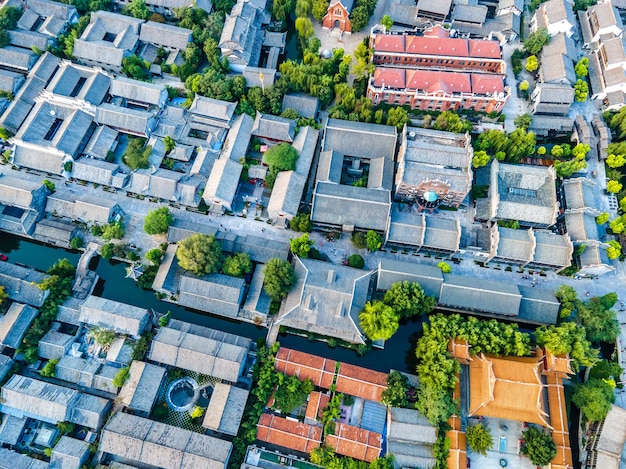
[
  {"left": 263, "top": 258, "right": 296, "bottom": 301},
  {"left": 524, "top": 28, "right": 550, "bottom": 55},
  {"left": 289, "top": 213, "right": 313, "bottom": 232},
  {"left": 383, "top": 281, "right": 435, "bottom": 319},
  {"left": 573, "top": 378, "right": 616, "bottom": 422},
  {"left": 290, "top": 233, "right": 315, "bottom": 257},
  {"left": 366, "top": 230, "right": 382, "bottom": 252},
  {"left": 381, "top": 371, "right": 409, "bottom": 407},
  {"left": 520, "top": 427, "right": 557, "bottom": 466},
  {"left": 222, "top": 252, "right": 253, "bottom": 278},
  {"left": 359, "top": 301, "right": 399, "bottom": 341},
  {"left": 264, "top": 143, "right": 299, "bottom": 171},
  {"left": 466, "top": 424, "right": 493, "bottom": 456},
  {"left": 176, "top": 233, "right": 223, "bottom": 276},
  {"left": 144, "top": 207, "right": 173, "bottom": 235},
  {"left": 535, "top": 321, "right": 598, "bottom": 371}
]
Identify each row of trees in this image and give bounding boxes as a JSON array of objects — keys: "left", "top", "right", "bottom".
[{"left": 359, "top": 281, "right": 435, "bottom": 341}]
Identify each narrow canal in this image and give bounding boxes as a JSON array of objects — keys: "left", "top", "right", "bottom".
[{"left": 0, "top": 233, "right": 424, "bottom": 373}]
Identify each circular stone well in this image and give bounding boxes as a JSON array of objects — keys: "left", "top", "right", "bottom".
[{"left": 166, "top": 377, "right": 199, "bottom": 412}]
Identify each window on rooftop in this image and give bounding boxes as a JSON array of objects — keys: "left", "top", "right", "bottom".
[
  {"left": 44, "top": 118, "right": 63, "bottom": 141},
  {"left": 30, "top": 16, "right": 45, "bottom": 31},
  {"left": 103, "top": 32, "right": 117, "bottom": 42},
  {"left": 508, "top": 187, "right": 537, "bottom": 198}
]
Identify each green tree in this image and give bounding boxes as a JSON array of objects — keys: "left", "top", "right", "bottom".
[
  {"left": 290, "top": 233, "right": 315, "bottom": 258},
  {"left": 573, "top": 378, "right": 615, "bottom": 422},
  {"left": 415, "top": 383, "right": 458, "bottom": 425},
  {"left": 537, "top": 146, "right": 546, "bottom": 155},
  {"left": 57, "top": 421, "right": 75, "bottom": 435},
  {"left": 574, "top": 79, "right": 589, "bottom": 102},
  {"left": 381, "top": 14, "right": 393, "bottom": 29},
  {"left": 42, "top": 179, "right": 56, "bottom": 192},
  {"left": 70, "top": 236, "right": 84, "bottom": 250},
  {"left": 535, "top": 321, "right": 598, "bottom": 371},
  {"left": 525, "top": 55, "right": 539, "bottom": 72},
  {"left": 555, "top": 284, "right": 579, "bottom": 318},
  {"left": 524, "top": 28, "right": 551, "bottom": 55},
  {"left": 163, "top": 135, "right": 176, "bottom": 154},
  {"left": 366, "top": 230, "right": 382, "bottom": 252},
  {"left": 0, "top": 285, "right": 7, "bottom": 307},
  {"left": 554, "top": 158, "right": 587, "bottom": 177},
  {"left": 575, "top": 57, "right": 589, "bottom": 77},
  {"left": 40, "top": 359, "right": 59, "bottom": 378},
  {"left": 144, "top": 207, "right": 173, "bottom": 235},
  {"left": 273, "top": 374, "right": 314, "bottom": 413},
  {"left": 437, "top": 261, "right": 452, "bottom": 273},
  {"left": 295, "top": 16, "right": 315, "bottom": 41},
  {"left": 122, "top": 55, "right": 150, "bottom": 81},
  {"left": 146, "top": 248, "right": 165, "bottom": 265},
  {"left": 123, "top": 137, "right": 152, "bottom": 170},
  {"left": 351, "top": 231, "right": 367, "bottom": 249},
  {"left": 572, "top": 142, "right": 591, "bottom": 159},
  {"left": 349, "top": 5, "right": 369, "bottom": 31},
  {"left": 88, "top": 327, "right": 116, "bottom": 350},
  {"left": 383, "top": 281, "right": 435, "bottom": 319},
  {"left": 263, "top": 258, "right": 297, "bottom": 301},
  {"left": 520, "top": 427, "right": 557, "bottom": 466},
  {"left": 519, "top": 80, "right": 529, "bottom": 91},
  {"left": 610, "top": 217, "right": 625, "bottom": 234},
  {"left": 472, "top": 150, "right": 490, "bottom": 168},
  {"left": 386, "top": 106, "right": 409, "bottom": 129},
  {"left": 607, "top": 153, "right": 626, "bottom": 168},
  {"left": 124, "top": 0, "right": 151, "bottom": 18},
  {"left": 466, "top": 424, "right": 493, "bottom": 456},
  {"left": 289, "top": 213, "right": 313, "bottom": 232},
  {"left": 102, "top": 221, "right": 125, "bottom": 241},
  {"left": 113, "top": 366, "right": 130, "bottom": 388},
  {"left": 608, "top": 179, "right": 623, "bottom": 193},
  {"left": 381, "top": 370, "right": 409, "bottom": 407},
  {"left": 189, "top": 405, "right": 206, "bottom": 419},
  {"left": 264, "top": 143, "right": 299, "bottom": 171},
  {"left": 577, "top": 295, "right": 620, "bottom": 342},
  {"left": 596, "top": 212, "right": 610, "bottom": 225},
  {"left": 311, "top": 0, "right": 328, "bottom": 20},
  {"left": 347, "top": 253, "right": 365, "bottom": 269},
  {"left": 607, "top": 239, "right": 622, "bottom": 259},
  {"left": 176, "top": 234, "right": 222, "bottom": 276},
  {"left": 433, "top": 111, "right": 472, "bottom": 133},
  {"left": 222, "top": 252, "right": 253, "bottom": 277},
  {"left": 359, "top": 300, "right": 399, "bottom": 341},
  {"left": 100, "top": 243, "right": 115, "bottom": 260},
  {"left": 514, "top": 113, "right": 532, "bottom": 130}
]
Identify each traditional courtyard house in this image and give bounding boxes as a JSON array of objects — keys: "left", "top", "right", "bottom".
[
  {"left": 99, "top": 412, "right": 232, "bottom": 468},
  {"left": 79, "top": 295, "right": 150, "bottom": 339},
  {"left": 0, "top": 262, "right": 49, "bottom": 307},
  {"left": 395, "top": 127, "right": 473, "bottom": 209},
  {"left": 148, "top": 319, "right": 252, "bottom": 383},
  {"left": 275, "top": 258, "right": 373, "bottom": 345},
  {"left": 311, "top": 119, "right": 396, "bottom": 232},
  {"left": 218, "top": 0, "right": 270, "bottom": 72},
  {"left": 530, "top": 0, "right": 577, "bottom": 37},
  {"left": 322, "top": 0, "right": 354, "bottom": 33},
  {"left": 73, "top": 11, "right": 143, "bottom": 73},
  {"left": 0, "top": 175, "right": 48, "bottom": 236},
  {"left": 476, "top": 160, "right": 559, "bottom": 228},
  {"left": 0, "top": 375, "right": 110, "bottom": 430}
]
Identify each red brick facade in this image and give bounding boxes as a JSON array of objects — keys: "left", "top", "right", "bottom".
[{"left": 322, "top": 0, "right": 352, "bottom": 33}]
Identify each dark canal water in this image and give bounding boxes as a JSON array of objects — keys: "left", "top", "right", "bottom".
[{"left": 0, "top": 233, "right": 423, "bottom": 373}]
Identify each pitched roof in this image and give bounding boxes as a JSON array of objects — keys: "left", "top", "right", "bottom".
[
  {"left": 0, "top": 262, "right": 49, "bottom": 307},
  {"left": 178, "top": 273, "right": 245, "bottom": 318},
  {"left": 50, "top": 436, "right": 89, "bottom": 469},
  {"left": 0, "top": 448, "right": 49, "bottom": 469},
  {"left": 109, "top": 76, "right": 167, "bottom": 106},
  {"left": 277, "top": 257, "right": 372, "bottom": 345},
  {"left": 275, "top": 348, "right": 336, "bottom": 388},
  {"left": 323, "top": 118, "right": 397, "bottom": 161},
  {"left": 0, "top": 302, "right": 39, "bottom": 349},
  {"left": 79, "top": 295, "right": 150, "bottom": 338},
  {"left": 202, "top": 383, "right": 249, "bottom": 436},
  {"left": 149, "top": 319, "right": 251, "bottom": 382},
  {"left": 139, "top": 21, "right": 192, "bottom": 51},
  {"left": 335, "top": 362, "right": 387, "bottom": 401},
  {"left": 376, "top": 258, "right": 443, "bottom": 299},
  {"left": 118, "top": 361, "right": 166, "bottom": 414},
  {"left": 188, "top": 95, "right": 236, "bottom": 127},
  {"left": 325, "top": 423, "right": 382, "bottom": 462},
  {"left": 252, "top": 112, "right": 296, "bottom": 142},
  {"left": 375, "top": 32, "right": 501, "bottom": 59},
  {"left": 439, "top": 274, "right": 522, "bottom": 316},
  {"left": 95, "top": 103, "right": 155, "bottom": 136},
  {"left": 100, "top": 412, "right": 232, "bottom": 468},
  {"left": 282, "top": 93, "right": 319, "bottom": 119},
  {"left": 468, "top": 353, "right": 548, "bottom": 425},
  {"left": 304, "top": 391, "right": 330, "bottom": 423},
  {"left": 372, "top": 68, "right": 505, "bottom": 95},
  {"left": 591, "top": 405, "right": 626, "bottom": 468},
  {"left": 256, "top": 413, "right": 322, "bottom": 453}
]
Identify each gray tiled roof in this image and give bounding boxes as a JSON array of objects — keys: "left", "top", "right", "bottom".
[
  {"left": 0, "top": 415, "right": 27, "bottom": 446},
  {"left": 495, "top": 226, "right": 534, "bottom": 263},
  {"left": 0, "top": 448, "right": 49, "bottom": 469},
  {"left": 0, "top": 46, "right": 36, "bottom": 72},
  {"left": 0, "top": 69, "right": 23, "bottom": 93},
  {"left": 282, "top": 93, "right": 319, "bottom": 119},
  {"left": 9, "top": 30, "right": 50, "bottom": 51},
  {"left": 100, "top": 412, "right": 232, "bottom": 469},
  {"left": 202, "top": 157, "right": 242, "bottom": 211},
  {"left": 323, "top": 118, "right": 397, "bottom": 161},
  {"left": 252, "top": 112, "right": 296, "bottom": 142},
  {"left": 110, "top": 76, "right": 167, "bottom": 107},
  {"left": 118, "top": 361, "right": 166, "bottom": 414},
  {"left": 72, "top": 158, "right": 119, "bottom": 186},
  {"left": 277, "top": 257, "right": 373, "bottom": 344},
  {"left": 139, "top": 21, "right": 192, "bottom": 51},
  {"left": 377, "top": 258, "right": 443, "bottom": 299},
  {"left": 439, "top": 274, "right": 522, "bottom": 316},
  {"left": 517, "top": 285, "right": 560, "bottom": 324},
  {"left": 178, "top": 273, "right": 245, "bottom": 318},
  {"left": 452, "top": 4, "right": 487, "bottom": 24},
  {"left": 0, "top": 303, "right": 38, "bottom": 350},
  {"left": 149, "top": 319, "right": 251, "bottom": 382},
  {"left": 189, "top": 95, "right": 236, "bottom": 127},
  {"left": 79, "top": 295, "right": 150, "bottom": 338},
  {"left": 202, "top": 383, "right": 249, "bottom": 436},
  {"left": 0, "top": 262, "right": 49, "bottom": 307},
  {"left": 95, "top": 103, "right": 155, "bottom": 136},
  {"left": 532, "top": 230, "right": 573, "bottom": 269},
  {"left": 33, "top": 219, "right": 76, "bottom": 245},
  {"left": 50, "top": 436, "right": 89, "bottom": 469},
  {"left": 38, "top": 329, "right": 75, "bottom": 360},
  {"left": 45, "top": 62, "right": 110, "bottom": 105},
  {"left": 311, "top": 181, "right": 391, "bottom": 231}
]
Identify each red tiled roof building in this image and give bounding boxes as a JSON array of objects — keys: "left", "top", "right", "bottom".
[{"left": 367, "top": 25, "right": 510, "bottom": 113}]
